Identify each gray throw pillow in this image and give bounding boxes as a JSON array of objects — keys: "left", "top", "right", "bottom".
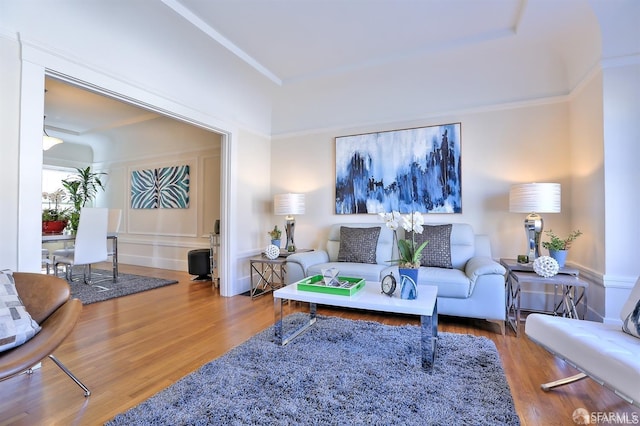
[
  {"left": 409, "top": 224, "right": 453, "bottom": 268},
  {"left": 0, "top": 270, "right": 42, "bottom": 353},
  {"left": 337, "top": 226, "right": 381, "bottom": 264}
]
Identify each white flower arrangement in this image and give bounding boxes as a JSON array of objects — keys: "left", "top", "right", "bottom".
[
  {"left": 42, "top": 188, "right": 69, "bottom": 222},
  {"left": 379, "top": 211, "right": 428, "bottom": 269},
  {"left": 533, "top": 256, "right": 559, "bottom": 278}
]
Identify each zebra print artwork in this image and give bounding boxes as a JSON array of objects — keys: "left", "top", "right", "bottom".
[{"left": 131, "top": 165, "right": 190, "bottom": 209}]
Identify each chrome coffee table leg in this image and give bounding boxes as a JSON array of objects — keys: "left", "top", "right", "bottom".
[
  {"left": 420, "top": 299, "right": 438, "bottom": 372},
  {"left": 274, "top": 297, "right": 317, "bottom": 346}
]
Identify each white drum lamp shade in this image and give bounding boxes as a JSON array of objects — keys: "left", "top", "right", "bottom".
[
  {"left": 274, "top": 193, "right": 305, "bottom": 216},
  {"left": 274, "top": 193, "right": 305, "bottom": 252},
  {"left": 509, "top": 183, "right": 561, "bottom": 260}
]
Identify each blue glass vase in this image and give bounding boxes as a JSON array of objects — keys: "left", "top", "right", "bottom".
[{"left": 398, "top": 268, "right": 418, "bottom": 300}]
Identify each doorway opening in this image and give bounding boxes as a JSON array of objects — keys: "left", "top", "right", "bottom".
[{"left": 42, "top": 71, "right": 230, "bottom": 294}]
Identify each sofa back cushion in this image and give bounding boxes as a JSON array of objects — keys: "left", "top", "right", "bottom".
[
  {"left": 327, "top": 224, "right": 393, "bottom": 265},
  {"left": 450, "top": 224, "right": 476, "bottom": 269},
  {"left": 326, "top": 223, "right": 477, "bottom": 269}
]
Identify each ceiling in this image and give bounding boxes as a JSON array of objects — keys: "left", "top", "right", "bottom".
[
  {"left": 44, "top": 0, "right": 599, "bottom": 143},
  {"left": 45, "top": 78, "right": 161, "bottom": 145},
  {"left": 162, "top": 0, "right": 528, "bottom": 85}
]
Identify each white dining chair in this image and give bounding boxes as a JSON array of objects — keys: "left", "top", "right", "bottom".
[
  {"left": 54, "top": 208, "right": 109, "bottom": 285},
  {"left": 51, "top": 244, "right": 74, "bottom": 262},
  {"left": 53, "top": 208, "right": 122, "bottom": 281}
]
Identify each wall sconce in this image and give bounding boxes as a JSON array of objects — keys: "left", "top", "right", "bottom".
[
  {"left": 274, "top": 193, "right": 305, "bottom": 252},
  {"left": 509, "top": 183, "right": 561, "bottom": 260}
]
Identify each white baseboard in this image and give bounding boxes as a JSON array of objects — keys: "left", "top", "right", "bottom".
[{"left": 118, "top": 254, "right": 187, "bottom": 272}]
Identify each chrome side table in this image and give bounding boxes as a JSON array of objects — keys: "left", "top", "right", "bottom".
[
  {"left": 249, "top": 256, "right": 287, "bottom": 299},
  {"left": 500, "top": 258, "right": 588, "bottom": 336}
]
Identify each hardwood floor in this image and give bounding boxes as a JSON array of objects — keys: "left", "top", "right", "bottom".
[{"left": 1, "top": 263, "right": 638, "bottom": 425}]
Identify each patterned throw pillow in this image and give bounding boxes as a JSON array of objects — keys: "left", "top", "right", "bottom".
[
  {"left": 337, "top": 226, "right": 381, "bottom": 264},
  {"left": 409, "top": 224, "right": 453, "bottom": 268},
  {"left": 622, "top": 300, "right": 640, "bottom": 339},
  {"left": 621, "top": 277, "right": 640, "bottom": 339},
  {"left": 0, "top": 270, "right": 42, "bottom": 353}
]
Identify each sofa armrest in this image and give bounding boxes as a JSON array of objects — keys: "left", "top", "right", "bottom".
[
  {"left": 465, "top": 256, "right": 506, "bottom": 285},
  {"left": 285, "top": 250, "right": 330, "bottom": 284}
]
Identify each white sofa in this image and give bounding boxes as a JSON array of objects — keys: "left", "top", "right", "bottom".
[
  {"left": 286, "top": 223, "right": 507, "bottom": 331},
  {"left": 525, "top": 277, "right": 640, "bottom": 407}
]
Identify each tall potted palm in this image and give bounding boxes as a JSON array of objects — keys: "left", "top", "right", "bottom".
[{"left": 61, "top": 166, "right": 107, "bottom": 233}]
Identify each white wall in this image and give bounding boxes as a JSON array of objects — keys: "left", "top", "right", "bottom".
[
  {"left": 0, "top": 1, "right": 275, "bottom": 135},
  {"left": 602, "top": 63, "right": 640, "bottom": 278},
  {"left": 591, "top": 0, "right": 640, "bottom": 321},
  {"left": 568, "top": 71, "right": 607, "bottom": 318},
  {"left": 271, "top": 101, "right": 572, "bottom": 260},
  {"left": 600, "top": 62, "right": 640, "bottom": 322},
  {"left": 91, "top": 117, "right": 222, "bottom": 271},
  {"left": 1, "top": 0, "right": 637, "bottom": 305},
  {"left": 0, "top": 37, "right": 21, "bottom": 269},
  {"left": 569, "top": 71, "right": 605, "bottom": 274},
  {"left": 270, "top": 100, "right": 586, "bottom": 315},
  {"left": 233, "top": 129, "right": 272, "bottom": 292},
  {"left": 0, "top": 1, "right": 277, "bottom": 296}
]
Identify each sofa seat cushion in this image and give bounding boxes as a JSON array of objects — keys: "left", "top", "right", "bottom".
[
  {"left": 526, "top": 314, "right": 640, "bottom": 405},
  {"left": 416, "top": 267, "right": 471, "bottom": 299},
  {"left": 306, "top": 262, "right": 390, "bottom": 283}
]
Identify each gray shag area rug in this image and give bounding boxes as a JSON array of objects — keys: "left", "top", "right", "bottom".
[
  {"left": 66, "top": 270, "right": 178, "bottom": 304},
  {"left": 107, "top": 314, "right": 520, "bottom": 426}
]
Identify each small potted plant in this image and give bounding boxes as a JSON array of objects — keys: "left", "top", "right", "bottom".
[
  {"left": 542, "top": 229, "right": 583, "bottom": 267},
  {"left": 268, "top": 225, "right": 282, "bottom": 248}
]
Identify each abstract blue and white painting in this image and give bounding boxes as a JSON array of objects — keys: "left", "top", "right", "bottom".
[
  {"left": 131, "top": 165, "right": 190, "bottom": 209},
  {"left": 335, "top": 123, "right": 461, "bottom": 214}
]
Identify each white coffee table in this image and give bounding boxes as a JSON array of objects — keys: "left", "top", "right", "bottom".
[{"left": 273, "top": 281, "right": 438, "bottom": 371}]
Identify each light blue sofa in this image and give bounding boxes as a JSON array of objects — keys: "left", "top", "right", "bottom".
[{"left": 285, "top": 223, "right": 507, "bottom": 332}]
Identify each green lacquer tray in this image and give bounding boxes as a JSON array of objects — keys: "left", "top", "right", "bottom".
[{"left": 296, "top": 275, "right": 365, "bottom": 296}]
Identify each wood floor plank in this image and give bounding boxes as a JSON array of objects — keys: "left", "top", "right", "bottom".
[{"left": 0, "top": 263, "right": 637, "bottom": 425}]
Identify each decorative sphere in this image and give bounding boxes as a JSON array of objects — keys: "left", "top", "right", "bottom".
[
  {"left": 264, "top": 244, "right": 280, "bottom": 260},
  {"left": 533, "top": 256, "right": 559, "bottom": 278}
]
